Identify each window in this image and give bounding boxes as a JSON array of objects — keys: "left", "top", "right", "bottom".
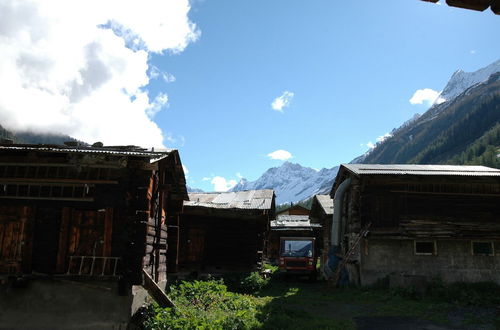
[
  {"left": 280, "top": 239, "right": 314, "bottom": 258},
  {"left": 472, "top": 241, "right": 494, "bottom": 256},
  {"left": 414, "top": 241, "right": 436, "bottom": 255}
]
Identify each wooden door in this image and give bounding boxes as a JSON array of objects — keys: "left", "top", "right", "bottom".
[
  {"left": 187, "top": 227, "right": 205, "bottom": 263},
  {"left": 0, "top": 206, "right": 29, "bottom": 274},
  {"left": 32, "top": 207, "right": 61, "bottom": 274}
]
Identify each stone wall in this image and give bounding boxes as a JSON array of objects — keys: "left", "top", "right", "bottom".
[
  {"left": 358, "top": 239, "right": 500, "bottom": 285},
  {"left": 0, "top": 278, "right": 134, "bottom": 329}
]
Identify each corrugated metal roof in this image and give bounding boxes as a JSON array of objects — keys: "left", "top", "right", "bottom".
[
  {"left": 343, "top": 164, "right": 500, "bottom": 176},
  {"left": 185, "top": 189, "right": 274, "bottom": 210},
  {"left": 271, "top": 215, "right": 321, "bottom": 228},
  {"left": 314, "top": 195, "right": 334, "bottom": 215},
  {"left": 0, "top": 144, "right": 173, "bottom": 162}
]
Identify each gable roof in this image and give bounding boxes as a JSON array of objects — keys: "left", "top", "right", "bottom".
[
  {"left": 310, "top": 194, "right": 334, "bottom": 217},
  {"left": 0, "top": 143, "right": 173, "bottom": 162},
  {"left": 185, "top": 189, "right": 274, "bottom": 210},
  {"left": 331, "top": 164, "right": 500, "bottom": 196},
  {"left": 341, "top": 164, "right": 500, "bottom": 177},
  {"left": 276, "top": 204, "right": 310, "bottom": 215}
]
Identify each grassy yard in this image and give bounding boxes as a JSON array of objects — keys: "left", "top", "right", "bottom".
[{"left": 141, "top": 275, "right": 500, "bottom": 329}]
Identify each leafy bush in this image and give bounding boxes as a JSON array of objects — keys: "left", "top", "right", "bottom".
[
  {"left": 223, "top": 272, "right": 270, "bottom": 294},
  {"left": 143, "top": 279, "right": 261, "bottom": 329},
  {"left": 238, "top": 272, "right": 270, "bottom": 293}
]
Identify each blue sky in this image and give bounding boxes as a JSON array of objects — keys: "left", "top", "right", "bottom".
[
  {"left": 1, "top": 0, "right": 499, "bottom": 192},
  {"left": 148, "top": 1, "right": 500, "bottom": 191}
]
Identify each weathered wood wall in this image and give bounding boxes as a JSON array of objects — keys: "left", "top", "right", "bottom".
[
  {"left": 178, "top": 214, "right": 268, "bottom": 272},
  {"left": 0, "top": 148, "right": 187, "bottom": 288}
]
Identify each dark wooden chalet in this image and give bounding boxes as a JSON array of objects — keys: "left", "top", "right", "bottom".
[
  {"left": 276, "top": 204, "right": 310, "bottom": 217},
  {"left": 179, "top": 190, "right": 275, "bottom": 274},
  {"left": 267, "top": 215, "right": 322, "bottom": 265},
  {"left": 0, "top": 143, "right": 187, "bottom": 329},
  {"left": 421, "top": 0, "right": 499, "bottom": 15},
  {"left": 329, "top": 164, "right": 500, "bottom": 286},
  {"left": 309, "top": 194, "right": 333, "bottom": 269}
]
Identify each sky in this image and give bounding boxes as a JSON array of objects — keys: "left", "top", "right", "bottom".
[{"left": 0, "top": 0, "right": 499, "bottom": 192}]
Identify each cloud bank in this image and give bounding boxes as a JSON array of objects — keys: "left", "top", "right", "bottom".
[{"left": 0, "top": 0, "right": 199, "bottom": 147}]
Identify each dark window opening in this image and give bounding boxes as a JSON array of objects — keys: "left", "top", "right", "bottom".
[
  {"left": 472, "top": 242, "right": 493, "bottom": 256},
  {"left": 414, "top": 241, "right": 435, "bottom": 255}
]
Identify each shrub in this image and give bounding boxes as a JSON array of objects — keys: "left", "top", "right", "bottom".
[
  {"left": 143, "top": 279, "right": 261, "bottom": 330},
  {"left": 238, "top": 272, "right": 270, "bottom": 293},
  {"left": 223, "top": 272, "right": 270, "bottom": 294}
]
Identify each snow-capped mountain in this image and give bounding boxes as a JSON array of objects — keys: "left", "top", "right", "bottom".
[
  {"left": 231, "top": 162, "right": 339, "bottom": 205},
  {"left": 439, "top": 59, "right": 500, "bottom": 103},
  {"left": 360, "top": 59, "right": 500, "bottom": 165},
  {"left": 187, "top": 186, "right": 204, "bottom": 193}
]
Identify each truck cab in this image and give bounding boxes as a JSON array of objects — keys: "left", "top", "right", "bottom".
[{"left": 279, "top": 237, "right": 317, "bottom": 277}]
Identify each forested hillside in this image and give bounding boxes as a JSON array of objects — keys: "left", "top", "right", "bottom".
[
  {"left": 363, "top": 73, "right": 500, "bottom": 168},
  {"left": 0, "top": 124, "right": 81, "bottom": 145}
]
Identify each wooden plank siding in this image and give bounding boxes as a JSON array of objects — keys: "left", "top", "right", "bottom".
[
  {"left": 178, "top": 215, "right": 268, "bottom": 272},
  {"left": 0, "top": 145, "right": 188, "bottom": 291}
]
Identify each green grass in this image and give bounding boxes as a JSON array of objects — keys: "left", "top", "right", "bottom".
[{"left": 141, "top": 277, "right": 500, "bottom": 329}]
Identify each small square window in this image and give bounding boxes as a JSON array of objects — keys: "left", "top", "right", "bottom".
[
  {"left": 472, "top": 242, "right": 494, "bottom": 256},
  {"left": 414, "top": 241, "right": 436, "bottom": 255}
]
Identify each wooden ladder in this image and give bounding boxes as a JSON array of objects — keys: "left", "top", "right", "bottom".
[{"left": 331, "top": 222, "right": 371, "bottom": 287}]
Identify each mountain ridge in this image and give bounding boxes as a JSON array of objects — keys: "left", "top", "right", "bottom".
[{"left": 231, "top": 161, "right": 338, "bottom": 205}]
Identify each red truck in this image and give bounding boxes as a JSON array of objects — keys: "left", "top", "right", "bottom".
[{"left": 279, "top": 237, "right": 317, "bottom": 279}]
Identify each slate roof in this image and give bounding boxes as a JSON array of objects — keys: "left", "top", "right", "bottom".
[
  {"left": 185, "top": 190, "right": 274, "bottom": 210},
  {"left": 312, "top": 195, "right": 334, "bottom": 216},
  {"left": 342, "top": 164, "right": 500, "bottom": 177},
  {"left": 0, "top": 144, "right": 173, "bottom": 162}
]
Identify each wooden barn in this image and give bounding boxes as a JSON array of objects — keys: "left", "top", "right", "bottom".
[
  {"left": 179, "top": 190, "right": 275, "bottom": 275},
  {"left": 276, "top": 204, "right": 310, "bottom": 217},
  {"left": 328, "top": 164, "right": 500, "bottom": 286},
  {"left": 267, "top": 215, "right": 322, "bottom": 268},
  {"left": 421, "top": 0, "right": 500, "bottom": 15},
  {"left": 309, "top": 194, "right": 334, "bottom": 270},
  {"left": 0, "top": 143, "right": 187, "bottom": 329}
]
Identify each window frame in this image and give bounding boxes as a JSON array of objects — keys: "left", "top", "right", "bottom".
[
  {"left": 471, "top": 241, "right": 494, "bottom": 256},
  {"left": 414, "top": 240, "right": 437, "bottom": 256}
]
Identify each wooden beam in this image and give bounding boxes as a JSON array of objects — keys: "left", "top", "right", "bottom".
[
  {"left": 103, "top": 208, "right": 113, "bottom": 257},
  {"left": 0, "top": 196, "right": 94, "bottom": 202},
  {"left": 0, "top": 179, "right": 118, "bottom": 185},
  {"left": 142, "top": 269, "right": 175, "bottom": 308},
  {"left": 56, "top": 207, "right": 71, "bottom": 273}
]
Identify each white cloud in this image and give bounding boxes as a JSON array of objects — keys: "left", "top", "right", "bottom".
[
  {"left": 164, "top": 132, "right": 185, "bottom": 147},
  {"left": 148, "top": 66, "right": 176, "bottom": 83},
  {"left": 236, "top": 172, "right": 244, "bottom": 179},
  {"left": 267, "top": 149, "right": 293, "bottom": 161},
  {"left": 146, "top": 93, "right": 168, "bottom": 118},
  {"left": 376, "top": 133, "right": 392, "bottom": 143},
  {"left": 202, "top": 177, "right": 211, "bottom": 181},
  {"left": 182, "top": 165, "right": 189, "bottom": 177},
  {"left": 409, "top": 88, "right": 446, "bottom": 106},
  {"left": 271, "top": 91, "right": 294, "bottom": 112},
  {"left": 0, "top": 0, "right": 199, "bottom": 148},
  {"left": 363, "top": 133, "right": 392, "bottom": 150},
  {"left": 211, "top": 176, "right": 237, "bottom": 192},
  {"left": 162, "top": 72, "right": 176, "bottom": 83},
  {"left": 470, "top": 50, "right": 477, "bottom": 55}
]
